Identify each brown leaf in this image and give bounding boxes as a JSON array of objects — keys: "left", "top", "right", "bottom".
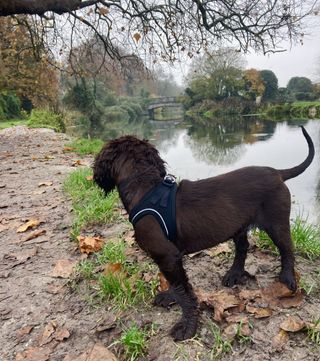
[
  {"left": 95, "top": 314, "right": 117, "bottom": 332},
  {"left": 39, "top": 321, "right": 57, "bottom": 346},
  {"left": 279, "top": 290, "right": 304, "bottom": 308},
  {"left": 17, "top": 219, "right": 41, "bottom": 233},
  {"left": 86, "top": 175, "right": 93, "bottom": 181},
  {"left": 158, "top": 272, "right": 170, "bottom": 292},
  {"left": 54, "top": 327, "right": 70, "bottom": 341},
  {"left": 98, "top": 7, "right": 109, "bottom": 16},
  {"left": 124, "top": 230, "right": 135, "bottom": 247},
  {"left": 226, "top": 315, "right": 249, "bottom": 324},
  {"left": 205, "top": 243, "right": 233, "bottom": 257},
  {"left": 77, "top": 235, "right": 104, "bottom": 254},
  {"left": 280, "top": 316, "right": 305, "bottom": 332},
  {"left": 22, "top": 229, "right": 46, "bottom": 242},
  {"left": 38, "top": 181, "right": 53, "bottom": 187},
  {"left": 72, "top": 160, "right": 82, "bottom": 167},
  {"left": 133, "top": 33, "right": 141, "bottom": 42},
  {"left": 196, "top": 289, "right": 240, "bottom": 322},
  {"left": 45, "top": 283, "right": 65, "bottom": 295},
  {"left": 246, "top": 305, "right": 273, "bottom": 318},
  {"left": 10, "top": 346, "right": 51, "bottom": 361},
  {"left": 63, "top": 343, "right": 119, "bottom": 361},
  {"left": 238, "top": 289, "right": 261, "bottom": 301},
  {"left": 63, "top": 146, "right": 75, "bottom": 152},
  {"left": 104, "top": 263, "right": 122, "bottom": 275},
  {"left": 50, "top": 260, "right": 77, "bottom": 278},
  {"left": 272, "top": 329, "right": 289, "bottom": 350},
  {"left": 16, "top": 325, "right": 34, "bottom": 342},
  {"left": 222, "top": 323, "right": 238, "bottom": 341}
]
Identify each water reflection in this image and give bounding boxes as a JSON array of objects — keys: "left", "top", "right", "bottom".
[{"left": 67, "top": 116, "right": 320, "bottom": 224}]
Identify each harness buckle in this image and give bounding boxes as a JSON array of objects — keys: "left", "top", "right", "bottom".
[{"left": 163, "top": 174, "right": 176, "bottom": 186}]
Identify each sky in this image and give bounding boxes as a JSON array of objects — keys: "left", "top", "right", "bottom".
[{"left": 170, "top": 20, "right": 320, "bottom": 88}]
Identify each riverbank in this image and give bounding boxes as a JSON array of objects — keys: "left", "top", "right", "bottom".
[{"left": 1, "top": 126, "right": 320, "bottom": 361}]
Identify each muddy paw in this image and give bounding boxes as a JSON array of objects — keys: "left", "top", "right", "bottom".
[
  {"left": 222, "top": 270, "right": 250, "bottom": 287},
  {"left": 279, "top": 271, "right": 297, "bottom": 292},
  {"left": 170, "top": 318, "right": 197, "bottom": 341},
  {"left": 153, "top": 290, "right": 176, "bottom": 308}
]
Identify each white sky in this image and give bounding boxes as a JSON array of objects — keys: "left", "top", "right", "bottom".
[{"left": 169, "top": 20, "right": 320, "bottom": 88}]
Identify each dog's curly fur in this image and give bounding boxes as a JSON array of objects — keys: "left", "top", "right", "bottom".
[{"left": 93, "top": 128, "right": 314, "bottom": 341}]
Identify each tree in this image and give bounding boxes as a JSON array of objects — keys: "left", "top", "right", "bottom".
[
  {"left": 0, "top": 17, "right": 59, "bottom": 108},
  {"left": 243, "top": 69, "right": 265, "bottom": 101},
  {"left": 0, "top": 0, "right": 317, "bottom": 65},
  {"left": 187, "top": 48, "right": 245, "bottom": 101},
  {"left": 287, "top": 76, "right": 313, "bottom": 93},
  {"left": 260, "top": 70, "right": 279, "bottom": 101}
]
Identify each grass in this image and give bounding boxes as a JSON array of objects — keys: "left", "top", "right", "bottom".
[
  {"left": 63, "top": 167, "right": 119, "bottom": 238},
  {"left": 0, "top": 119, "right": 27, "bottom": 129},
  {"left": 307, "top": 319, "right": 320, "bottom": 345},
  {"left": 65, "top": 138, "right": 104, "bottom": 156},
  {"left": 208, "top": 322, "right": 232, "bottom": 359},
  {"left": 254, "top": 216, "right": 320, "bottom": 260},
  {"left": 75, "top": 240, "right": 157, "bottom": 310}
]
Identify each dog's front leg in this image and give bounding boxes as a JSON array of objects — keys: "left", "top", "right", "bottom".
[{"left": 134, "top": 219, "right": 198, "bottom": 341}]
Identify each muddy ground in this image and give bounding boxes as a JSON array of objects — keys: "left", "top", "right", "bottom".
[{"left": 0, "top": 126, "right": 320, "bottom": 361}]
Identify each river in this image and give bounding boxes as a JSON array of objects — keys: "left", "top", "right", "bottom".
[{"left": 69, "top": 116, "right": 320, "bottom": 224}]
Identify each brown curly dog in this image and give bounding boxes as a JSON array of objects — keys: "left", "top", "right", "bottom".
[{"left": 93, "top": 126, "right": 314, "bottom": 341}]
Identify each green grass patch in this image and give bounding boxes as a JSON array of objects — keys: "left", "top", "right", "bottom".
[
  {"left": 208, "top": 322, "right": 232, "bottom": 359},
  {"left": 307, "top": 319, "right": 320, "bottom": 345},
  {"left": 63, "top": 167, "right": 119, "bottom": 238},
  {"left": 254, "top": 216, "right": 320, "bottom": 260},
  {"left": 0, "top": 119, "right": 27, "bottom": 129},
  {"left": 74, "top": 240, "right": 157, "bottom": 310},
  {"left": 65, "top": 138, "right": 104, "bottom": 156},
  {"left": 120, "top": 324, "right": 148, "bottom": 361}
]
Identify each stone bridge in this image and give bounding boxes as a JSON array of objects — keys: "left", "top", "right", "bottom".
[{"left": 147, "top": 97, "right": 184, "bottom": 120}]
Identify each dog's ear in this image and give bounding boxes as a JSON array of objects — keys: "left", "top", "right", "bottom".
[{"left": 93, "top": 146, "right": 116, "bottom": 195}]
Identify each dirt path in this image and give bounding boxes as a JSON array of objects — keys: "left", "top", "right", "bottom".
[
  {"left": 1, "top": 126, "right": 320, "bottom": 361},
  {"left": 0, "top": 126, "right": 111, "bottom": 361}
]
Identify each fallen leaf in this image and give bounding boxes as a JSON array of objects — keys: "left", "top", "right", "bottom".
[
  {"left": 50, "top": 260, "right": 77, "bottom": 278},
  {"left": 225, "top": 315, "right": 249, "bottom": 324},
  {"left": 16, "top": 325, "right": 34, "bottom": 342},
  {"left": 54, "top": 327, "right": 70, "bottom": 341},
  {"left": 246, "top": 305, "right": 273, "bottom": 318},
  {"left": 63, "top": 146, "right": 75, "bottom": 152},
  {"left": 86, "top": 175, "right": 93, "bottom": 181},
  {"left": 45, "top": 283, "right": 65, "bottom": 295},
  {"left": 77, "top": 235, "right": 104, "bottom": 254},
  {"left": 98, "top": 6, "right": 109, "bottom": 16},
  {"left": 124, "top": 230, "right": 135, "bottom": 247},
  {"left": 17, "top": 219, "right": 41, "bottom": 233},
  {"left": 158, "top": 272, "right": 170, "bottom": 292},
  {"left": 22, "top": 229, "right": 46, "bottom": 242},
  {"left": 239, "top": 289, "right": 261, "bottom": 301},
  {"left": 279, "top": 290, "right": 304, "bottom": 308},
  {"left": 38, "top": 181, "right": 53, "bottom": 187},
  {"left": 205, "top": 243, "right": 233, "bottom": 257},
  {"left": 222, "top": 323, "right": 238, "bottom": 341},
  {"left": 280, "top": 316, "right": 305, "bottom": 332},
  {"left": 9, "top": 346, "right": 51, "bottom": 361},
  {"left": 104, "top": 263, "right": 122, "bottom": 275},
  {"left": 39, "top": 320, "right": 57, "bottom": 346},
  {"left": 272, "top": 329, "right": 289, "bottom": 350},
  {"left": 72, "top": 160, "right": 82, "bottom": 167},
  {"left": 196, "top": 289, "right": 240, "bottom": 322},
  {"left": 63, "top": 343, "right": 119, "bottom": 361},
  {"left": 133, "top": 32, "right": 141, "bottom": 42}
]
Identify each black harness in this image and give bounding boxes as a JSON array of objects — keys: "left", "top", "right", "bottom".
[{"left": 129, "top": 175, "right": 178, "bottom": 242}]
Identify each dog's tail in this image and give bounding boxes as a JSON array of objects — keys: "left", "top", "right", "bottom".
[{"left": 279, "top": 126, "right": 315, "bottom": 181}]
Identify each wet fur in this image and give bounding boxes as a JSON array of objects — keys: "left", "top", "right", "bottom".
[{"left": 93, "top": 127, "right": 314, "bottom": 341}]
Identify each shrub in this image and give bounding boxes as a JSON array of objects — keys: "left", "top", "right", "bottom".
[
  {"left": 0, "top": 92, "right": 21, "bottom": 119},
  {"left": 28, "top": 109, "right": 66, "bottom": 132},
  {"left": 102, "top": 106, "right": 129, "bottom": 123}
]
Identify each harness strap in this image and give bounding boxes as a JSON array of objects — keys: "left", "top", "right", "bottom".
[{"left": 129, "top": 177, "right": 177, "bottom": 242}]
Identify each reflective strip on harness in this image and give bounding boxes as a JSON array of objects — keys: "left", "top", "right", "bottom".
[{"left": 131, "top": 208, "right": 169, "bottom": 237}]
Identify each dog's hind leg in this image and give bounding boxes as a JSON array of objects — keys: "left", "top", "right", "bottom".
[
  {"left": 264, "top": 224, "right": 296, "bottom": 291},
  {"left": 222, "top": 230, "right": 250, "bottom": 287}
]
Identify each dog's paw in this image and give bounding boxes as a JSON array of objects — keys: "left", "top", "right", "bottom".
[
  {"left": 279, "top": 271, "right": 297, "bottom": 292},
  {"left": 170, "top": 318, "right": 197, "bottom": 341},
  {"left": 222, "top": 270, "right": 251, "bottom": 287},
  {"left": 153, "top": 290, "right": 176, "bottom": 308}
]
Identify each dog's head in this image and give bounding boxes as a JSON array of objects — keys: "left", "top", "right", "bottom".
[{"left": 93, "top": 135, "right": 166, "bottom": 195}]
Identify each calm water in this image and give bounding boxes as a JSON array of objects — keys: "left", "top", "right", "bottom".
[{"left": 70, "top": 117, "right": 320, "bottom": 224}]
